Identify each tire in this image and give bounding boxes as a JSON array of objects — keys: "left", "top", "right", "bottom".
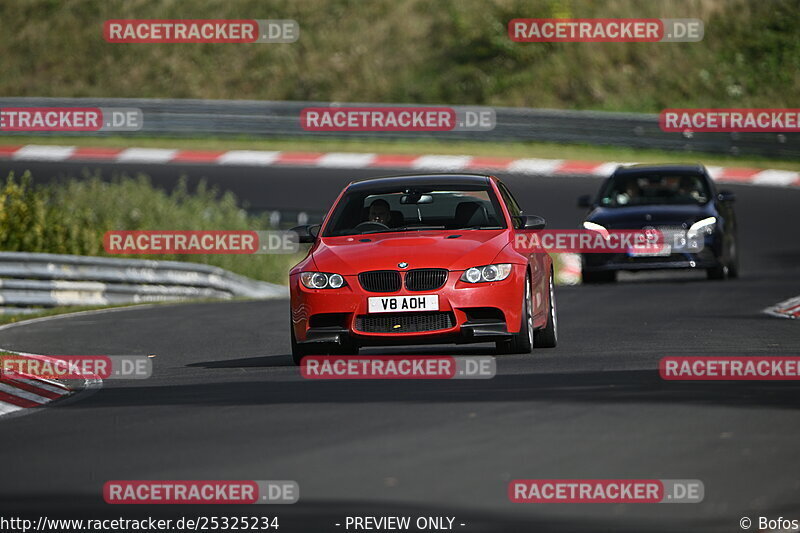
[
  {"left": 727, "top": 240, "right": 739, "bottom": 279},
  {"left": 582, "top": 270, "right": 616, "bottom": 284},
  {"left": 496, "top": 273, "right": 534, "bottom": 355},
  {"left": 534, "top": 272, "right": 558, "bottom": 348},
  {"left": 706, "top": 264, "right": 728, "bottom": 280}
]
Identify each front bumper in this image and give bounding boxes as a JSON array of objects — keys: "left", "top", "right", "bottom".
[
  {"left": 581, "top": 248, "right": 721, "bottom": 272},
  {"left": 290, "top": 266, "right": 527, "bottom": 346},
  {"left": 582, "top": 226, "right": 724, "bottom": 273}
]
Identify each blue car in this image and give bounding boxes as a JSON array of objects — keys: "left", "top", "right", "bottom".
[{"left": 577, "top": 164, "right": 739, "bottom": 283}]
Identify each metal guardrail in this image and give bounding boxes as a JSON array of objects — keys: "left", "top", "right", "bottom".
[
  {"left": 0, "top": 97, "right": 797, "bottom": 158},
  {"left": 0, "top": 252, "right": 287, "bottom": 313}
]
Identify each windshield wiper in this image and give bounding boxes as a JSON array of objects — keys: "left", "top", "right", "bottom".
[
  {"left": 354, "top": 225, "right": 445, "bottom": 234},
  {"left": 336, "top": 225, "right": 498, "bottom": 236}
]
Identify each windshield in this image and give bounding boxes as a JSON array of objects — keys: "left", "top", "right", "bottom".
[
  {"left": 323, "top": 186, "right": 506, "bottom": 236},
  {"left": 599, "top": 174, "right": 711, "bottom": 207}
]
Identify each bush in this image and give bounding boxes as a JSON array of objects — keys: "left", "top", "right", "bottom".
[{"left": 0, "top": 171, "right": 301, "bottom": 284}]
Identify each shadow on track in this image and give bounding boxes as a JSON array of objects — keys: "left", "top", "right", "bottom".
[{"left": 68, "top": 367, "right": 800, "bottom": 411}]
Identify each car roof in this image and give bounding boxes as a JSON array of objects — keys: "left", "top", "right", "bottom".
[
  {"left": 612, "top": 163, "right": 707, "bottom": 176},
  {"left": 347, "top": 173, "right": 492, "bottom": 192}
]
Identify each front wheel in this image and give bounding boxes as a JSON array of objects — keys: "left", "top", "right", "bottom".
[
  {"left": 727, "top": 239, "right": 739, "bottom": 279},
  {"left": 496, "top": 274, "right": 534, "bottom": 354},
  {"left": 534, "top": 272, "right": 558, "bottom": 348},
  {"left": 706, "top": 264, "right": 728, "bottom": 280}
]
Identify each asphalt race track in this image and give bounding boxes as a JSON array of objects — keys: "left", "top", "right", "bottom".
[{"left": 1, "top": 161, "right": 799, "bottom": 532}]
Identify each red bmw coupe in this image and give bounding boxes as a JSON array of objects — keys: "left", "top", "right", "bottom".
[{"left": 288, "top": 174, "right": 557, "bottom": 364}]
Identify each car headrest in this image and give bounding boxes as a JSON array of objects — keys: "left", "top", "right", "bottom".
[
  {"left": 454, "top": 201, "right": 489, "bottom": 228},
  {"left": 389, "top": 210, "right": 404, "bottom": 227}
]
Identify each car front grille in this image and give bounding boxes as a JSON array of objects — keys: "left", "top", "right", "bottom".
[
  {"left": 359, "top": 270, "right": 401, "bottom": 292},
  {"left": 355, "top": 312, "right": 455, "bottom": 333},
  {"left": 405, "top": 269, "right": 448, "bottom": 291}
]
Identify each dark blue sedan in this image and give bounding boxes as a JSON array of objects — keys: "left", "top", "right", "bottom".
[{"left": 577, "top": 164, "right": 739, "bottom": 283}]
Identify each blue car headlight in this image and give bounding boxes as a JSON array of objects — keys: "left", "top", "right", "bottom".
[
  {"left": 688, "top": 216, "right": 716, "bottom": 238},
  {"left": 582, "top": 221, "right": 610, "bottom": 239}
]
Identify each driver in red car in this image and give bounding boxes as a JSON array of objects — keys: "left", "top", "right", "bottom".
[{"left": 367, "top": 199, "right": 391, "bottom": 225}]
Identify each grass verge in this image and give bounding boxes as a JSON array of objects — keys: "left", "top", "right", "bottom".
[
  {"left": 2, "top": 0, "right": 798, "bottom": 112},
  {"left": 0, "top": 170, "right": 304, "bottom": 285}
]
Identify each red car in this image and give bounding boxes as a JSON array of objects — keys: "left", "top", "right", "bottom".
[{"left": 289, "top": 174, "right": 558, "bottom": 364}]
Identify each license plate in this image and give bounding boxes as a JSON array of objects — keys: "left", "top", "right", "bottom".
[
  {"left": 628, "top": 244, "right": 672, "bottom": 257},
  {"left": 368, "top": 295, "right": 439, "bottom": 313}
]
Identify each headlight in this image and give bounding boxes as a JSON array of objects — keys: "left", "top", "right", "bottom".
[
  {"left": 688, "top": 216, "right": 716, "bottom": 236},
  {"left": 460, "top": 264, "right": 512, "bottom": 283},
  {"left": 582, "top": 221, "right": 610, "bottom": 239},
  {"left": 300, "top": 272, "right": 346, "bottom": 289}
]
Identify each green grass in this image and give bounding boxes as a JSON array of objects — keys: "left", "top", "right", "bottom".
[
  {"left": 6, "top": 135, "right": 800, "bottom": 171},
  {"left": 0, "top": 0, "right": 798, "bottom": 112}
]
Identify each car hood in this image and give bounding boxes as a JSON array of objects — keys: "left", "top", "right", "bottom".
[
  {"left": 587, "top": 204, "right": 714, "bottom": 229},
  {"left": 311, "top": 230, "right": 509, "bottom": 274}
]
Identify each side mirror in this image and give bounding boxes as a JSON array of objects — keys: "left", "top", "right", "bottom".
[
  {"left": 514, "top": 215, "right": 546, "bottom": 230},
  {"left": 717, "top": 190, "right": 735, "bottom": 203},
  {"left": 577, "top": 194, "right": 593, "bottom": 208},
  {"left": 291, "top": 224, "right": 320, "bottom": 243}
]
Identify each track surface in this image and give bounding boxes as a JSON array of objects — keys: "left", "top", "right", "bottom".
[{"left": 1, "top": 161, "right": 799, "bottom": 532}]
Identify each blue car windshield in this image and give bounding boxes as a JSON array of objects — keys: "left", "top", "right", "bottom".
[{"left": 599, "top": 174, "right": 711, "bottom": 207}]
